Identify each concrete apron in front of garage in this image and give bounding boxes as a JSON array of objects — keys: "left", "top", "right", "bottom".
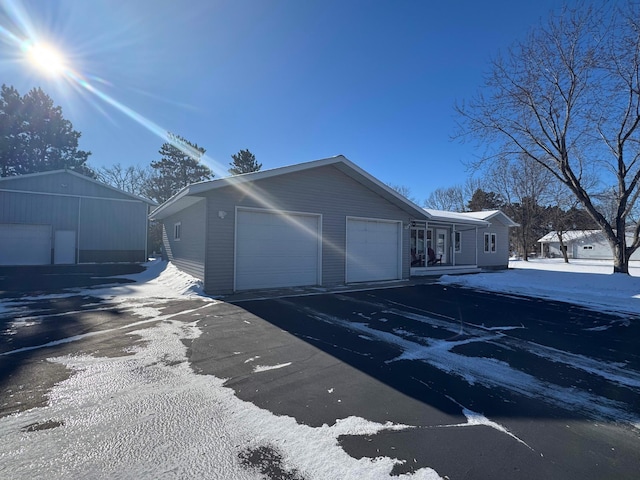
[{"left": 217, "top": 276, "right": 442, "bottom": 303}]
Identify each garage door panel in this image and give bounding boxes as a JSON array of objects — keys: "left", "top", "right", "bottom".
[
  {"left": 236, "top": 210, "right": 320, "bottom": 291},
  {"left": 346, "top": 219, "right": 401, "bottom": 283},
  {"left": 0, "top": 224, "right": 52, "bottom": 265}
]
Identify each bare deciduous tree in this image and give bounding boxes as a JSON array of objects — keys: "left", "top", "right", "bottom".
[
  {"left": 423, "top": 185, "right": 465, "bottom": 212},
  {"left": 486, "top": 156, "right": 553, "bottom": 259},
  {"left": 457, "top": 3, "right": 640, "bottom": 273},
  {"left": 387, "top": 184, "right": 419, "bottom": 204},
  {"left": 424, "top": 179, "right": 484, "bottom": 212},
  {"left": 96, "top": 163, "right": 150, "bottom": 197}
]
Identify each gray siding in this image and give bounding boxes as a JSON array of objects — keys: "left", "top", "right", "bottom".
[
  {"left": 162, "top": 199, "right": 206, "bottom": 280},
  {"left": 0, "top": 170, "right": 136, "bottom": 201},
  {"left": 454, "top": 228, "right": 478, "bottom": 265},
  {"left": 203, "top": 165, "right": 413, "bottom": 294},
  {"left": 0, "top": 190, "right": 79, "bottom": 228},
  {"left": 477, "top": 222, "right": 510, "bottom": 268},
  {"left": 0, "top": 171, "right": 149, "bottom": 263}
]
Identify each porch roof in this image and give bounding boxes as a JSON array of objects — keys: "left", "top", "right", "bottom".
[{"left": 423, "top": 209, "right": 490, "bottom": 227}]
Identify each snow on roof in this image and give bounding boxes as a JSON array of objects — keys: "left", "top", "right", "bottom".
[
  {"left": 423, "top": 208, "right": 490, "bottom": 226},
  {"left": 538, "top": 230, "right": 602, "bottom": 243}
]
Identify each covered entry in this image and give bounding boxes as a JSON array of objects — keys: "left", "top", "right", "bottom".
[
  {"left": 235, "top": 208, "right": 321, "bottom": 291},
  {"left": 346, "top": 217, "right": 402, "bottom": 283}
]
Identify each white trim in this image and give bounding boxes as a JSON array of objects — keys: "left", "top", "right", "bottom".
[
  {"left": 174, "top": 222, "right": 182, "bottom": 241},
  {"left": 484, "top": 232, "right": 497, "bottom": 253},
  {"left": 150, "top": 156, "right": 427, "bottom": 221},
  {"left": 233, "top": 206, "right": 322, "bottom": 292},
  {"left": 345, "top": 216, "right": 403, "bottom": 283}
]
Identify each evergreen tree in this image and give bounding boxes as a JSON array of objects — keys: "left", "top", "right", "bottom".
[
  {"left": 466, "top": 189, "right": 504, "bottom": 211},
  {"left": 145, "top": 133, "right": 213, "bottom": 203},
  {"left": 0, "top": 84, "right": 92, "bottom": 177},
  {"left": 228, "top": 149, "right": 261, "bottom": 175}
]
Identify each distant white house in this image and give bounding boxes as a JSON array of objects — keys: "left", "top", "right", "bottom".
[{"left": 537, "top": 230, "right": 640, "bottom": 260}]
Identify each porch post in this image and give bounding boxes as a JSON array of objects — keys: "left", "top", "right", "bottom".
[
  {"left": 453, "top": 224, "right": 456, "bottom": 266},
  {"left": 475, "top": 227, "right": 478, "bottom": 266}
]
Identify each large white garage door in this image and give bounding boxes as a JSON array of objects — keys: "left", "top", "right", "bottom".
[
  {"left": 236, "top": 209, "right": 321, "bottom": 291},
  {"left": 0, "top": 224, "right": 52, "bottom": 265},
  {"left": 346, "top": 218, "right": 401, "bottom": 283}
]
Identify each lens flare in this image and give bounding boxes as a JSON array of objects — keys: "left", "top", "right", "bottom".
[{"left": 25, "top": 41, "right": 66, "bottom": 75}]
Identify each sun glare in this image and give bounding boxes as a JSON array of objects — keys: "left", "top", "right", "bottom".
[{"left": 26, "top": 42, "right": 66, "bottom": 75}]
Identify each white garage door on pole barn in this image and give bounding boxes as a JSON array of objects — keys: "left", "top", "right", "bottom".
[
  {"left": 346, "top": 218, "right": 402, "bottom": 283},
  {"left": 235, "top": 209, "right": 321, "bottom": 291},
  {"left": 0, "top": 223, "right": 52, "bottom": 265}
]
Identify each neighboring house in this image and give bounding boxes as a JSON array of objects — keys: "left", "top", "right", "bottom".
[
  {"left": 538, "top": 230, "right": 640, "bottom": 261},
  {"left": 149, "top": 156, "right": 517, "bottom": 295},
  {"left": 0, "top": 169, "right": 155, "bottom": 265}
]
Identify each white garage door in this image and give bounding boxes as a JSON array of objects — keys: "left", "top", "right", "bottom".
[
  {"left": 236, "top": 209, "right": 321, "bottom": 291},
  {"left": 346, "top": 218, "right": 401, "bottom": 283},
  {"left": 0, "top": 224, "right": 52, "bottom": 265}
]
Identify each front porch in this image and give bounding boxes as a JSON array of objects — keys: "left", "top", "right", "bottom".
[
  {"left": 409, "top": 219, "right": 482, "bottom": 277},
  {"left": 411, "top": 264, "right": 481, "bottom": 276}
]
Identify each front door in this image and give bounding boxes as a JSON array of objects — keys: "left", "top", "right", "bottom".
[{"left": 436, "top": 229, "right": 447, "bottom": 264}]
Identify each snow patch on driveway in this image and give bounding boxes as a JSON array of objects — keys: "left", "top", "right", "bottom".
[{"left": 0, "top": 317, "right": 442, "bottom": 480}]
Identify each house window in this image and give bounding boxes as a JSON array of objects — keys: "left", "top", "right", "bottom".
[
  {"left": 484, "top": 232, "right": 496, "bottom": 253},
  {"left": 454, "top": 231, "right": 461, "bottom": 253},
  {"left": 583, "top": 245, "right": 593, "bottom": 250},
  {"left": 174, "top": 222, "right": 181, "bottom": 241}
]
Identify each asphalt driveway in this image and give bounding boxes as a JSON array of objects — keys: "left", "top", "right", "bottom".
[
  {"left": 1, "top": 269, "right": 639, "bottom": 479},
  {"left": 190, "top": 284, "right": 640, "bottom": 479}
]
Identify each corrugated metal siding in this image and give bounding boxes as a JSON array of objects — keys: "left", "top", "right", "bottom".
[
  {"left": 79, "top": 197, "right": 147, "bottom": 250},
  {"left": 161, "top": 199, "right": 206, "bottom": 280},
  {"left": 0, "top": 171, "right": 149, "bottom": 263},
  {"left": 204, "top": 165, "right": 413, "bottom": 293},
  {"left": 0, "top": 171, "right": 136, "bottom": 200},
  {"left": 0, "top": 191, "right": 79, "bottom": 228}
]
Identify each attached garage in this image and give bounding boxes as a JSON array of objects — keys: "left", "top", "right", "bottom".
[
  {"left": 0, "top": 223, "right": 52, "bottom": 265},
  {"left": 151, "top": 156, "right": 430, "bottom": 295},
  {"left": 346, "top": 218, "right": 402, "bottom": 283},
  {"left": 235, "top": 209, "right": 321, "bottom": 291}
]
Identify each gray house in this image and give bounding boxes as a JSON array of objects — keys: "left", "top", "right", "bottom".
[
  {"left": 0, "top": 169, "right": 155, "bottom": 265},
  {"left": 150, "top": 156, "right": 517, "bottom": 295}
]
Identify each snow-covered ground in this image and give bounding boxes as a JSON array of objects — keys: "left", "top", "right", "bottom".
[
  {"left": 441, "top": 258, "right": 640, "bottom": 316},
  {"left": 0, "top": 258, "right": 638, "bottom": 479}
]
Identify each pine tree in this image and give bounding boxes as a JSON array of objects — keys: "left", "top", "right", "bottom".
[
  {"left": 228, "top": 149, "right": 261, "bottom": 175},
  {"left": 0, "top": 84, "right": 92, "bottom": 177},
  {"left": 145, "top": 133, "right": 213, "bottom": 203}
]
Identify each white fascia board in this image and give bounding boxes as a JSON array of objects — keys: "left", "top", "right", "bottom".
[{"left": 150, "top": 155, "right": 431, "bottom": 221}]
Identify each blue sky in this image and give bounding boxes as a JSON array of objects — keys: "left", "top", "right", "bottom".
[{"left": 1, "top": 0, "right": 569, "bottom": 203}]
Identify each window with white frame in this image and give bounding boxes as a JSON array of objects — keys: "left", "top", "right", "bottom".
[
  {"left": 484, "top": 232, "right": 496, "bottom": 253},
  {"left": 174, "top": 222, "right": 181, "bottom": 241},
  {"left": 454, "top": 231, "right": 461, "bottom": 253}
]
